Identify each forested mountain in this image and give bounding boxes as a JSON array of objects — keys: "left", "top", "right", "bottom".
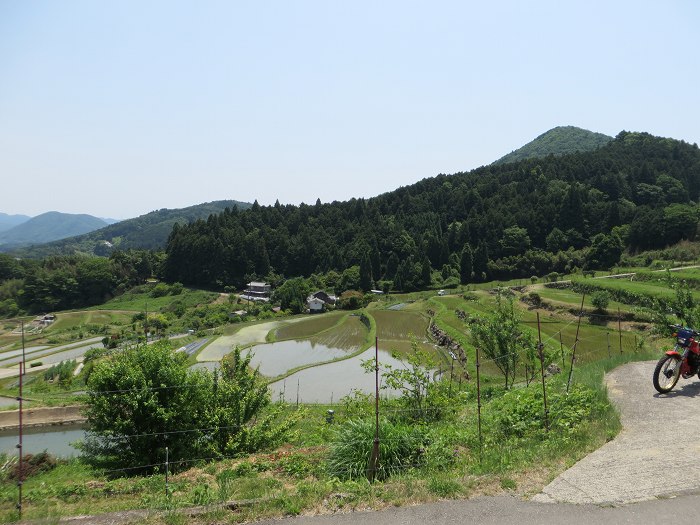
[
  {"left": 5, "top": 200, "right": 252, "bottom": 257},
  {"left": 0, "top": 213, "right": 30, "bottom": 234},
  {"left": 0, "top": 212, "right": 108, "bottom": 248},
  {"left": 164, "top": 132, "right": 700, "bottom": 290},
  {"left": 495, "top": 126, "right": 613, "bottom": 165}
]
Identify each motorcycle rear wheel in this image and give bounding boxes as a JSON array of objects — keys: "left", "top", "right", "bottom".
[{"left": 653, "top": 355, "right": 682, "bottom": 393}]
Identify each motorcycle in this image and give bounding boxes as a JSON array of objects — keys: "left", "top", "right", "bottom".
[{"left": 653, "top": 324, "right": 700, "bottom": 394}]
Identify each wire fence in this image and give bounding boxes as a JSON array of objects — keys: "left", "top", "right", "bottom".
[{"left": 7, "top": 306, "right": 661, "bottom": 517}]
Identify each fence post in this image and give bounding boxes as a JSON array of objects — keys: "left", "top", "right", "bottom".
[
  {"left": 607, "top": 332, "right": 611, "bottom": 359},
  {"left": 368, "top": 336, "right": 380, "bottom": 482},
  {"left": 537, "top": 313, "right": 549, "bottom": 432},
  {"left": 476, "top": 346, "right": 483, "bottom": 465},
  {"left": 558, "top": 331, "right": 565, "bottom": 371},
  {"left": 567, "top": 294, "right": 585, "bottom": 393},
  {"left": 16, "top": 321, "right": 25, "bottom": 519},
  {"left": 618, "top": 307, "right": 623, "bottom": 355},
  {"left": 165, "top": 446, "right": 169, "bottom": 500}
]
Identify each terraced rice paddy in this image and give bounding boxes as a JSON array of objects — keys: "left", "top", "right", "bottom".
[
  {"left": 311, "top": 315, "right": 367, "bottom": 350},
  {"left": 274, "top": 312, "right": 345, "bottom": 340},
  {"left": 373, "top": 310, "right": 429, "bottom": 341},
  {"left": 268, "top": 346, "right": 406, "bottom": 403},
  {"left": 197, "top": 320, "right": 285, "bottom": 361},
  {"left": 243, "top": 340, "right": 348, "bottom": 377},
  {"left": 0, "top": 337, "right": 103, "bottom": 367}
]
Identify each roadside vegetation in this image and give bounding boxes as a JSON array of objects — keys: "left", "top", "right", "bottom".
[{"left": 0, "top": 257, "right": 686, "bottom": 523}]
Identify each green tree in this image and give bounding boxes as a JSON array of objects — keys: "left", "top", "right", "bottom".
[
  {"left": 359, "top": 252, "right": 373, "bottom": 291},
  {"left": 470, "top": 291, "right": 535, "bottom": 389},
  {"left": 500, "top": 225, "right": 531, "bottom": 256},
  {"left": 81, "top": 341, "right": 291, "bottom": 472},
  {"left": 591, "top": 290, "right": 610, "bottom": 312},
  {"left": 81, "top": 341, "right": 215, "bottom": 471},
  {"left": 272, "top": 277, "right": 310, "bottom": 314},
  {"left": 460, "top": 244, "right": 473, "bottom": 285},
  {"left": 472, "top": 241, "right": 489, "bottom": 282},
  {"left": 586, "top": 233, "right": 623, "bottom": 270}
]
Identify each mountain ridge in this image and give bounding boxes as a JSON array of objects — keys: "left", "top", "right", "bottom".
[
  {"left": 494, "top": 126, "right": 613, "bottom": 165},
  {"left": 0, "top": 211, "right": 108, "bottom": 247},
  {"left": 4, "top": 200, "right": 252, "bottom": 257}
]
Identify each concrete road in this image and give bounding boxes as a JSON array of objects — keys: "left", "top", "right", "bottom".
[
  {"left": 535, "top": 360, "right": 700, "bottom": 505},
  {"left": 254, "top": 492, "right": 700, "bottom": 525}
]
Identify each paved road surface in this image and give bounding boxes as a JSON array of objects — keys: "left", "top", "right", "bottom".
[
  {"left": 535, "top": 360, "right": 700, "bottom": 505},
  {"left": 253, "top": 492, "right": 700, "bottom": 525}
]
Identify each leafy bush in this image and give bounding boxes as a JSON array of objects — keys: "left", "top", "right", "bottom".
[
  {"left": 591, "top": 290, "right": 610, "bottom": 312},
  {"left": 488, "top": 383, "right": 600, "bottom": 438},
  {"left": 327, "top": 419, "right": 428, "bottom": 480}
]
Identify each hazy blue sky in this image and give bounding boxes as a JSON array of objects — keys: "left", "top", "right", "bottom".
[{"left": 1, "top": 1, "right": 699, "bottom": 219}]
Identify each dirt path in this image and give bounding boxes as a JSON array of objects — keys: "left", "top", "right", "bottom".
[{"left": 534, "top": 360, "right": 700, "bottom": 505}]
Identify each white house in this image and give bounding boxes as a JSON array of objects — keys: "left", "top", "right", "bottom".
[{"left": 307, "top": 297, "right": 325, "bottom": 313}]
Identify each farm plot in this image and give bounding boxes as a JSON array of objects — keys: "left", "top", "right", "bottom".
[
  {"left": 373, "top": 310, "right": 429, "bottom": 341},
  {"left": 0, "top": 337, "right": 103, "bottom": 367},
  {"left": 311, "top": 315, "right": 368, "bottom": 350},
  {"left": 274, "top": 312, "right": 345, "bottom": 341},
  {"left": 268, "top": 346, "right": 406, "bottom": 403},
  {"left": 45, "top": 311, "right": 131, "bottom": 332},
  {"left": 243, "top": 340, "right": 348, "bottom": 377},
  {"left": 197, "top": 319, "right": 304, "bottom": 361}
]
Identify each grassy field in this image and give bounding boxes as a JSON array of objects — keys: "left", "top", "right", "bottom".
[
  {"left": 90, "top": 288, "right": 218, "bottom": 312},
  {"left": 274, "top": 312, "right": 346, "bottom": 341},
  {"left": 373, "top": 310, "right": 429, "bottom": 341},
  {"left": 0, "top": 272, "right": 682, "bottom": 523},
  {"left": 311, "top": 315, "right": 368, "bottom": 351}
]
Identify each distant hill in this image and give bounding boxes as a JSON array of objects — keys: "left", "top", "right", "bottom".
[
  {"left": 0, "top": 212, "right": 108, "bottom": 247},
  {"left": 0, "top": 213, "right": 30, "bottom": 234},
  {"left": 494, "top": 126, "right": 613, "bottom": 165},
  {"left": 5, "top": 200, "right": 252, "bottom": 257}
]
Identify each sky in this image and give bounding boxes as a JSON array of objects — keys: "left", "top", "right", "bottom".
[{"left": 1, "top": 0, "right": 699, "bottom": 219}]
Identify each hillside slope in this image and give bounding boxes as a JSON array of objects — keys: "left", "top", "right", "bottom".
[
  {"left": 495, "top": 126, "right": 613, "bottom": 165},
  {"left": 0, "top": 212, "right": 108, "bottom": 247},
  {"left": 0, "top": 213, "right": 30, "bottom": 234},
  {"left": 163, "top": 131, "right": 700, "bottom": 289},
  {"left": 5, "top": 200, "right": 251, "bottom": 257}
]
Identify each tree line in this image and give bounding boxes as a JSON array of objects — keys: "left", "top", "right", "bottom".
[
  {"left": 163, "top": 132, "right": 700, "bottom": 291},
  {"left": 2, "top": 131, "right": 700, "bottom": 317}
]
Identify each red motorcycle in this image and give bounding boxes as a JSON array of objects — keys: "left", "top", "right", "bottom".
[{"left": 653, "top": 325, "right": 700, "bottom": 393}]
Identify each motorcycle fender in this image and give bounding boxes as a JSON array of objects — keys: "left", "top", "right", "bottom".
[{"left": 665, "top": 350, "right": 682, "bottom": 358}]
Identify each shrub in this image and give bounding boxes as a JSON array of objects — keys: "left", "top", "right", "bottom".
[
  {"left": 591, "top": 290, "right": 610, "bottom": 312},
  {"left": 327, "top": 419, "right": 428, "bottom": 480},
  {"left": 488, "top": 383, "right": 600, "bottom": 438},
  {"left": 8, "top": 452, "right": 57, "bottom": 481}
]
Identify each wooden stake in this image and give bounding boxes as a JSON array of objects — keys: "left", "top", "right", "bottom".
[{"left": 567, "top": 293, "right": 585, "bottom": 393}]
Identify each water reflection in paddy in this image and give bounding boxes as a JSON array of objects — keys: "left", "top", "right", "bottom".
[
  {"left": 0, "top": 425, "right": 85, "bottom": 457},
  {"left": 243, "top": 340, "right": 348, "bottom": 377},
  {"left": 269, "top": 347, "right": 405, "bottom": 403}
]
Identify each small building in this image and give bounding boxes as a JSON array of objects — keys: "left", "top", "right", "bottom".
[
  {"left": 310, "top": 290, "right": 337, "bottom": 305},
  {"left": 370, "top": 289, "right": 384, "bottom": 295},
  {"left": 240, "top": 281, "right": 271, "bottom": 302},
  {"left": 307, "top": 297, "right": 325, "bottom": 313},
  {"left": 38, "top": 314, "right": 56, "bottom": 326}
]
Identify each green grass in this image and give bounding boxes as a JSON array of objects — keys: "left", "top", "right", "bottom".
[
  {"left": 90, "top": 289, "right": 218, "bottom": 312},
  {"left": 311, "top": 315, "right": 369, "bottom": 351},
  {"left": 45, "top": 311, "right": 131, "bottom": 332},
  {"left": 373, "top": 310, "right": 430, "bottom": 341},
  {"left": 274, "top": 312, "right": 346, "bottom": 341}
]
